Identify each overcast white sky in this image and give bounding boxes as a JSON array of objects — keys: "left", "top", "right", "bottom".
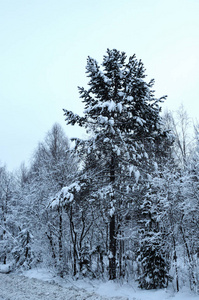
[{"left": 0, "top": 0, "right": 199, "bottom": 171}]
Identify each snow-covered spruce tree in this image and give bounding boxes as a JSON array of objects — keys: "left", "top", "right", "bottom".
[
  {"left": 137, "top": 187, "right": 172, "bottom": 289},
  {"left": 63, "top": 49, "right": 168, "bottom": 280}
]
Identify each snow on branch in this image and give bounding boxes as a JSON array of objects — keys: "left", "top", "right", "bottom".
[
  {"left": 129, "top": 165, "right": 140, "bottom": 183},
  {"left": 63, "top": 109, "right": 86, "bottom": 127},
  {"left": 49, "top": 182, "right": 82, "bottom": 210}
]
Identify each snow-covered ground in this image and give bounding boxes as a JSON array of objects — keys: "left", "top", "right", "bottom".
[
  {"left": 0, "top": 271, "right": 127, "bottom": 300},
  {"left": 0, "top": 268, "right": 198, "bottom": 300}
]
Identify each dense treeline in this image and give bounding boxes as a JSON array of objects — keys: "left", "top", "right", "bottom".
[{"left": 0, "top": 49, "right": 199, "bottom": 293}]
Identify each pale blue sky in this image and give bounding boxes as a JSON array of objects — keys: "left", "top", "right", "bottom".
[{"left": 0, "top": 0, "right": 199, "bottom": 170}]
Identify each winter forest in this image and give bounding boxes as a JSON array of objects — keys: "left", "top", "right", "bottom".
[{"left": 1, "top": 49, "right": 199, "bottom": 294}]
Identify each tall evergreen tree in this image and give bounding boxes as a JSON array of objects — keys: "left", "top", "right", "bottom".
[{"left": 63, "top": 49, "right": 168, "bottom": 280}]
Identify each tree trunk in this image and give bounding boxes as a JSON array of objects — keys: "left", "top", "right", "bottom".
[
  {"left": 119, "top": 239, "right": 124, "bottom": 278},
  {"left": 58, "top": 207, "right": 64, "bottom": 277},
  {"left": 69, "top": 206, "right": 78, "bottom": 277},
  {"left": 172, "top": 234, "right": 179, "bottom": 292},
  {"left": 109, "top": 214, "right": 116, "bottom": 280},
  {"left": 46, "top": 231, "right": 56, "bottom": 262},
  {"left": 180, "top": 225, "right": 196, "bottom": 291},
  {"left": 58, "top": 208, "right": 63, "bottom": 263},
  {"left": 73, "top": 239, "right": 77, "bottom": 276},
  {"left": 109, "top": 153, "right": 116, "bottom": 280}
]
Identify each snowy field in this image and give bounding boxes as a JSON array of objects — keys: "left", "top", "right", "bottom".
[{"left": 0, "top": 269, "right": 198, "bottom": 300}]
